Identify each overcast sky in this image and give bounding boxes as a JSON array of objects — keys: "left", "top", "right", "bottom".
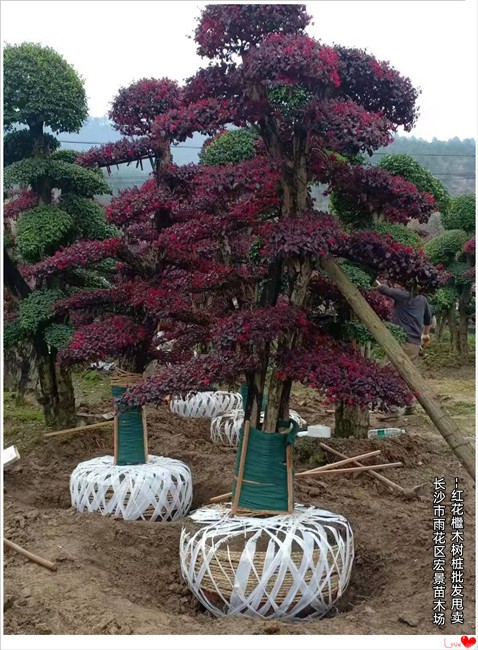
[{"left": 2, "top": 0, "right": 477, "bottom": 141}]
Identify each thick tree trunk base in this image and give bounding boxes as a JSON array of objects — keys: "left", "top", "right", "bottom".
[
  {"left": 334, "top": 402, "right": 370, "bottom": 439},
  {"left": 37, "top": 355, "right": 77, "bottom": 429}
]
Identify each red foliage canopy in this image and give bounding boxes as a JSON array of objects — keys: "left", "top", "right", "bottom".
[
  {"left": 48, "top": 4, "right": 444, "bottom": 421},
  {"left": 195, "top": 4, "right": 311, "bottom": 59},
  {"left": 110, "top": 78, "right": 181, "bottom": 136}
]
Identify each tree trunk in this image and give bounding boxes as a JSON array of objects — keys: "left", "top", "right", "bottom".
[
  {"left": 457, "top": 309, "right": 469, "bottom": 358},
  {"left": 263, "top": 258, "right": 313, "bottom": 433},
  {"left": 55, "top": 366, "right": 76, "bottom": 427},
  {"left": 322, "top": 256, "right": 475, "bottom": 481},
  {"left": 436, "top": 314, "right": 446, "bottom": 343},
  {"left": 457, "top": 286, "right": 471, "bottom": 359},
  {"left": 334, "top": 402, "right": 370, "bottom": 439},
  {"left": 36, "top": 340, "right": 77, "bottom": 429},
  {"left": 15, "top": 348, "right": 38, "bottom": 406},
  {"left": 448, "top": 304, "right": 458, "bottom": 353},
  {"left": 3, "top": 344, "right": 38, "bottom": 401}
]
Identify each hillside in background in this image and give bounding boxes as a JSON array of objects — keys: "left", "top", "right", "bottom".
[{"left": 55, "top": 118, "right": 475, "bottom": 198}]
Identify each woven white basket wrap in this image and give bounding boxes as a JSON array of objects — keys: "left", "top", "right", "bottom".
[
  {"left": 70, "top": 455, "right": 192, "bottom": 522},
  {"left": 210, "top": 409, "right": 305, "bottom": 447},
  {"left": 170, "top": 391, "right": 243, "bottom": 419},
  {"left": 180, "top": 504, "right": 354, "bottom": 620}
]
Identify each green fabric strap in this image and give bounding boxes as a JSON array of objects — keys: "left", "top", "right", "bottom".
[
  {"left": 112, "top": 386, "right": 146, "bottom": 466},
  {"left": 232, "top": 418, "right": 299, "bottom": 512}
]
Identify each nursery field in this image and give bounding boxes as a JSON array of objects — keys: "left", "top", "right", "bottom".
[{"left": 3, "top": 360, "right": 475, "bottom": 636}]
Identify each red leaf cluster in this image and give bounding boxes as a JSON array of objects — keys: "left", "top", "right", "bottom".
[
  {"left": 212, "top": 305, "right": 309, "bottom": 349},
  {"left": 110, "top": 78, "right": 181, "bottom": 136},
  {"left": 4, "top": 189, "right": 39, "bottom": 221},
  {"left": 335, "top": 46, "right": 419, "bottom": 131},
  {"left": 342, "top": 231, "right": 445, "bottom": 290},
  {"left": 463, "top": 237, "right": 475, "bottom": 256},
  {"left": 323, "top": 160, "right": 436, "bottom": 224},
  {"left": 76, "top": 138, "right": 155, "bottom": 169},
  {"left": 153, "top": 98, "right": 240, "bottom": 142},
  {"left": 59, "top": 315, "right": 147, "bottom": 366},
  {"left": 195, "top": 4, "right": 311, "bottom": 59},
  {"left": 243, "top": 34, "right": 341, "bottom": 91},
  {"left": 279, "top": 345, "right": 412, "bottom": 410},
  {"left": 27, "top": 238, "right": 122, "bottom": 279}
]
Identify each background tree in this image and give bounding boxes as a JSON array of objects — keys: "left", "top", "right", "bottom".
[
  {"left": 377, "top": 153, "right": 451, "bottom": 217},
  {"left": 327, "top": 156, "right": 441, "bottom": 435},
  {"left": 3, "top": 42, "right": 112, "bottom": 427},
  {"left": 425, "top": 194, "right": 475, "bottom": 357}
]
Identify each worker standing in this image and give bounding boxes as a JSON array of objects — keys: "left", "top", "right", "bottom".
[{"left": 374, "top": 280, "right": 432, "bottom": 418}]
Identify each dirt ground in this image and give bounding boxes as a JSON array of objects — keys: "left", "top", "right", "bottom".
[{"left": 3, "top": 365, "right": 476, "bottom": 636}]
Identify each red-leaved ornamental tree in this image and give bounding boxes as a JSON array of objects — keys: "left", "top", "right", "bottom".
[{"left": 37, "top": 5, "right": 445, "bottom": 512}]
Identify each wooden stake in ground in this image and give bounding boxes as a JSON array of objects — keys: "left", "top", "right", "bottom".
[
  {"left": 4, "top": 538, "right": 57, "bottom": 571},
  {"left": 319, "top": 442, "right": 425, "bottom": 498},
  {"left": 297, "top": 462, "right": 402, "bottom": 478},
  {"left": 231, "top": 420, "right": 251, "bottom": 515},
  {"left": 44, "top": 420, "right": 112, "bottom": 438},
  {"left": 295, "top": 449, "right": 381, "bottom": 476},
  {"left": 321, "top": 257, "right": 475, "bottom": 481}
]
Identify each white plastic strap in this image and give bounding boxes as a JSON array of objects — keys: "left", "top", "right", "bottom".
[
  {"left": 180, "top": 504, "right": 354, "bottom": 620},
  {"left": 70, "top": 455, "right": 192, "bottom": 522},
  {"left": 170, "top": 391, "right": 243, "bottom": 419}
]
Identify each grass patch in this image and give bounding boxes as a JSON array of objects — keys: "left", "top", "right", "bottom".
[
  {"left": 3, "top": 392, "right": 46, "bottom": 451},
  {"left": 73, "top": 369, "right": 111, "bottom": 406},
  {"left": 446, "top": 400, "right": 475, "bottom": 416},
  {"left": 422, "top": 348, "right": 475, "bottom": 370},
  {"left": 4, "top": 370, "right": 112, "bottom": 452}
]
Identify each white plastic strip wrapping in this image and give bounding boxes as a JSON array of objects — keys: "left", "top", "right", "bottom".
[
  {"left": 180, "top": 504, "right": 354, "bottom": 620},
  {"left": 170, "top": 391, "right": 243, "bottom": 419},
  {"left": 70, "top": 455, "right": 192, "bottom": 522},
  {"left": 210, "top": 409, "right": 305, "bottom": 447}
]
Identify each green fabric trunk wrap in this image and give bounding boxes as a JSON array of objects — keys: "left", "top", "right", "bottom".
[
  {"left": 232, "top": 419, "right": 299, "bottom": 512},
  {"left": 112, "top": 386, "right": 146, "bottom": 466}
]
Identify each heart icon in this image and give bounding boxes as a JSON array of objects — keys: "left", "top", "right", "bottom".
[{"left": 461, "top": 637, "right": 476, "bottom": 649}]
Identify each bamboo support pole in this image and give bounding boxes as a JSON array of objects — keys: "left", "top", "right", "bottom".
[
  {"left": 231, "top": 420, "right": 251, "bottom": 515},
  {"left": 142, "top": 407, "right": 149, "bottom": 461},
  {"left": 286, "top": 445, "right": 293, "bottom": 513},
  {"left": 295, "top": 450, "right": 381, "bottom": 476},
  {"left": 44, "top": 420, "right": 112, "bottom": 438},
  {"left": 4, "top": 538, "right": 57, "bottom": 571},
  {"left": 297, "top": 462, "right": 402, "bottom": 478},
  {"left": 113, "top": 415, "right": 119, "bottom": 464},
  {"left": 321, "top": 257, "right": 475, "bottom": 481},
  {"left": 318, "top": 443, "right": 417, "bottom": 496}
]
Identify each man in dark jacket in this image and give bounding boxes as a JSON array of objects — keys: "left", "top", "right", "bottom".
[{"left": 375, "top": 281, "right": 432, "bottom": 418}]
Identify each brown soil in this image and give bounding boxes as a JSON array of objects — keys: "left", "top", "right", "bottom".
[{"left": 3, "top": 380, "right": 476, "bottom": 636}]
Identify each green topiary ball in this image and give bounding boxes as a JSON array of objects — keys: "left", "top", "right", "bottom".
[
  {"left": 441, "top": 194, "right": 475, "bottom": 233},
  {"left": 16, "top": 205, "right": 74, "bottom": 262}
]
